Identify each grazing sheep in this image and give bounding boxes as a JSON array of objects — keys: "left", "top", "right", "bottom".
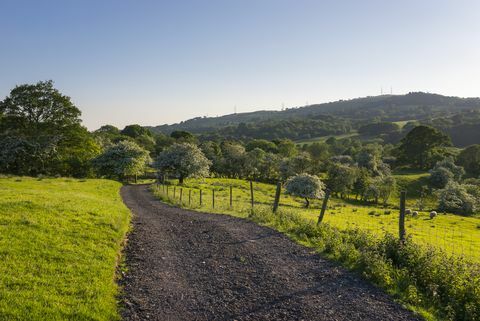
[
  {"left": 412, "top": 211, "right": 418, "bottom": 217},
  {"left": 430, "top": 211, "right": 437, "bottom": 219},
  {"left": 405, "top": 209, "right": 412, "bottom": 215}
]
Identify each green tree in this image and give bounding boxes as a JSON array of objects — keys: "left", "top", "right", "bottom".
[
  {"left": 326, "top": 163, "right": 357, "bottom": 198},
  {"left": 429, "top": 157, "right": 465, "bottom": 189},
  {"left": 0, "top": 80, "right": 98, "bottom": 176},
  {"left": 170, "top": 130, "right": 196, "bottom": 143},
  {"left": 285, "top": 173, "right": 325, "bottom": 208},
  {"left": 276, "top": 139, "right": 297, "bottom": 157},
  {"left": 121, "top": 124, "right": 152, "bottom": 138},
  {"left": 219, "top": 142, "right": 246, "bottom": 178},
  {"left": 396, "top": 126, "right": 452, "bottom": 169},
  {"left": 279, "top": 152, "right": 312, "bottom": 181},
  {"left": 93, "top": 141, "right": 151, "bottom": 180},
  {"left": 155, "top": 143, "right": 210, "bottom": 184},
  {"left": 457, "top": 145, "right": 480, "bottom": 177},
  {"left": 245, "top": 139, "right": 278, "bottom": 153}
]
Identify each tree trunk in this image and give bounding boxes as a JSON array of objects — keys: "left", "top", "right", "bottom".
[
  {"left": 179, "top": 176, "right": 184, "bottom": 185},
  {"left": 304, "top": 197, "right": 310, "bottom": 208}
]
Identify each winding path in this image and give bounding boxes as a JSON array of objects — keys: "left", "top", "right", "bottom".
[{"left": 120, "top": 184, "right": 420, "bottom": 321}]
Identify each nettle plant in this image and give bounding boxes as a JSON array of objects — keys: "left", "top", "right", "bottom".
[{"left": 285, "top": 173, "right": 325, "bottom": 208}]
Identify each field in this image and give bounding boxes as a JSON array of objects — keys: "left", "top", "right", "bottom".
[
  {"left": 0, "top": 177, "right": 130, "bottom": 320},
  {"left": 295, "top": 132, "right": 359, "bottom": 145},
  {"left": 152, "top": 177, "right": 480, "bottom": 263}
]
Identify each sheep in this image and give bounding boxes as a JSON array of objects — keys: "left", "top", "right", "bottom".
[
  {"left": 405, "top": 209, "right": 412, "bottom": 215},
  {"left": 412, "top": 211, "right": 418, "bottom": 218},
  {"left": 430, "top": 211, "right": 437, "bottom": 219}
]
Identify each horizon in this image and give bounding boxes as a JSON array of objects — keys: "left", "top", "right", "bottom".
[
  {"left": 144, "top": 90, "right": 480, "bottom": 130},
  {"left": 1, "top": 0, "right": 479, "bottom": 130}
]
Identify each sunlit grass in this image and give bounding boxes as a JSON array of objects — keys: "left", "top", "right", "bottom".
[{"left": 0, "top": 177, "right": 130, "bottom": 320}]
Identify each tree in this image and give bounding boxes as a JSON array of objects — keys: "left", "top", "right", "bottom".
[
  {"left": 396, "top": 126, "right": 452, "bottom": 169},
  {"left": 279, "top": 152, "right": 312, "bottom": 181},
  {"left": 276, "top": 139, "right": 297, "bottom": 157},
  {"left": 93, "top": 141, "right": 151, "bottom": 180},
  {"left": 245, "top": 139, "right": 278, "bottom": 153},
  {"left": 374, "top": 175, "right": 396, "bottom": 206},
  {"left": 285, "top": 174, "right": 325, "bottom": 208},
  {"left": 121, "top": 124, "right": 152, "bottom": 138},
  {"left": 219, "top": 141, "right": 246, "bottom": 178},
  {"left": 0, "top": 80, "right": 98, "bottom": 176},
  {"left": 437, "top": 182, "right": 478, "bottom": 215},
  {"left": 244, "top": 148, "right": 266, "bottom": 180},
  {"left": 429, "top": 157, "right": 465, "bottom": 189},
  {"left": 457, "top": 145, "right": 480, "bottom": 177},
  {"left": 326, "top": 163, "right": 357, "bottom": 198},
  {"left": 155, "top": 143, "right": 210, "bottom": 184},
  {"left": 170, "top": 130, "right": 196, "bottom": 143}
]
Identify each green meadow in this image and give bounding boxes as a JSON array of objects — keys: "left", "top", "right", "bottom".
[
  {"left": 152, "top": 177, "right": 480, "bottom": 263},
  {"left": 0, "top": 177, "right": 130, "bottom": 320}
]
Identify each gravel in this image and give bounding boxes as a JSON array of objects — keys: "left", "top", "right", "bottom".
[{"left": 120, "top": 184, "right": 421, "bottom": 321}]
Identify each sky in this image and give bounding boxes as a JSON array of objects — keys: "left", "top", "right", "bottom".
[{"left": 1, "top": 0, "right": 479, "bottom": 130}]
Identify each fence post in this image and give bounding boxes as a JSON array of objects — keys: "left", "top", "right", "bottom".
[
  {"left": 317, "top": 190, "right": 330, "bottom": 225},
  {"left": 250, "top": 181, "right": 254, "bottom": 209},
  {"left": 189, "top": 189, "right": 191, "bottom": 206},
  {"left": 212, "top": 189, "right": 215, "bottom": 209},
  {"left": 166, "top": 185, "right": 169, "bottom": 198},
  {"left": 272, "top": 181, "right": 282, "bottom": 213},
  {"left": 200, "top": 189, "right": 203, "bottom": 206},
  {"left": 180, "top": 188, "right": 183, "bottom": 205},
  {"left": 173, "top": 186, "right": 176, "bottom": 199},
  {"left": 230, "top": 186, "right": 233, "bottom": 208},
  {"left": 399, "top": 191, "right": 407, "bottom": 242}
]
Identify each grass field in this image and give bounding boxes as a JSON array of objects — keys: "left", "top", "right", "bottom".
[
  {"left": 0, "top": 177, "right": 130, "bottom": 320},
  {"left": 295, "top": 132, "right": 359, "bottom": 145},
  {"left": 152, "top": 177, "right": 480, "bottom": 263}
]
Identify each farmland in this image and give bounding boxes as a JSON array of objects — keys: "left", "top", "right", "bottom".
[
  {"left": 152, "top": 177, "right": 480, "bottom": 263},
  {"left": 0, "top": 177, "right": 130, "bottom": 320}
]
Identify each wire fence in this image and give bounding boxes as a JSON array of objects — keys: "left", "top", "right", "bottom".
[{"left": 152, "top": 181, "right": 480, "bottom": 263}]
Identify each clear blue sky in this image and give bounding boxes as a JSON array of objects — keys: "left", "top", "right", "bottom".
[{"left": 1, "top": 0, "right": 479, "bottom": 130}]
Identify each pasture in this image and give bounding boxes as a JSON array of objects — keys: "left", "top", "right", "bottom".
[
  {"left": 0, "top": 177, "right": 130, "bottom": 320},
  {"left": 152, "top": 177, "right": 480, "bottom": 263}
]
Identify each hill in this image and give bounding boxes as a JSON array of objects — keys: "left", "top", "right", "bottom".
[{"left": 148, "top": 92, "right": 480, "bottom": 145}]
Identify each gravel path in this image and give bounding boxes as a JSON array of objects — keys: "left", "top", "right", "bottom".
[{"left": 120, "top": 184, "right": 420, "bottom": 321}]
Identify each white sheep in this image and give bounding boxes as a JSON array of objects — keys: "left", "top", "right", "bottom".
[
  {"left": 430, "top": 211, "right": 437, "bottom": 219},
  {"left": 412, "top": 211, "right": 418, "bottom": 218},
  {"left": 405, "top": 209, "right": 412, "bottom": 215}
]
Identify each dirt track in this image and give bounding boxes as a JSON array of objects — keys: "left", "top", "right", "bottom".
[{"left": 120, "top": 184, "right": 420, "bottom": 321}]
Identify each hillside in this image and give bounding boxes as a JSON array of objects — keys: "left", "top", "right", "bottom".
[{"left": 148, "top": 92, "right": 480, "bottom": 144}]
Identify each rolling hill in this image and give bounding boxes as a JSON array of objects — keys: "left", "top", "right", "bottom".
[{"left": 148, "top": 92, "right": 480, "bottom": 146}]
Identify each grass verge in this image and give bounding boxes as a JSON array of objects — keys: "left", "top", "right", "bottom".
[{"left": 0, "top": 177, "right": 131, "bottom": 320}]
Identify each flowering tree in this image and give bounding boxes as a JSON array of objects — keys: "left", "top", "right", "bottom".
[
  {"left": 285, "top": 173, "right": 325, "bottom": 208},
  {"left": 155, "top": 143, "right": 211, "bottom": 184},
  {"left": 93, "top": 141, "right": 151, "bottom": 180}
]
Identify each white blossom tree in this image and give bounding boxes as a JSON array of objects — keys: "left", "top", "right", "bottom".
[
  {"left": 285, "top": 173, "right": 325, "bottom": 208},
  {"left": 155, "top": 143, "right": 211, "bottom": 184},
  {"left": 93, "top": 141, "right": 151, "bottom": 181}
]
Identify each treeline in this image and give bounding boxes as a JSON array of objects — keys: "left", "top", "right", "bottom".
[{"left": 1, "top": 81, "right": 480, "bottom": 215}]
